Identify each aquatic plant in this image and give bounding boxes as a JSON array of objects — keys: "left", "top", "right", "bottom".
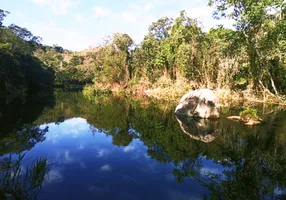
[{"left": 239, "top": 108, "right": 259, "bottom": 122}]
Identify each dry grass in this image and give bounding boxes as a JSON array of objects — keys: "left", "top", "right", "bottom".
[
  {"left": 87, "top": 76, "right": 286, "bottom": 108},
  {"left": 143, "top": 76, "right": 192, "bottom": 100},
  {"left": 139, "top": 79, "right": 286, "bottom": 107}
]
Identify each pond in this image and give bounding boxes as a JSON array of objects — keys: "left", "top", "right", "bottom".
[{"left": 0, "top": 92, "right": 286, "bottom": 199}]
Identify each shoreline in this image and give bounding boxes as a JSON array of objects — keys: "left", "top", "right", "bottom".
[{"left": 83, "top": 83, "right": 286, "bottom": 108}]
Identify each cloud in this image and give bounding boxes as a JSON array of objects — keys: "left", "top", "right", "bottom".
[
  {"left": 93, "top": 6, "right": 110, "bottom": 17},
  {"left": 153, "top": 0, "right": 181, "bottom": 6},
  {"left": 129, "top": 2, "right": 153, "bottom": 14},
  {"left": 96, "top": 149, "right": 110, "bottom": 157},
  {"left": 64, "top": 150, "right": 73, "bottom": 162},
  {"left": 46, "top": 169, "right": 63, "bottom": 183},
  {"left": 44, "top": 117, "right": 91, "bottom": 142},
  {"left": 143, "top": 153, "right": 150, "bottom": 159},
  {"left": 32, "top": 0, "right": 79, "bottom": 14},
  {"left": 80, "top": 161, "right": 87, "bottom": 169},
  {"left": 123, "top": 145, "right": 135, "bottom": 152},
  {"left": 100, "top": 164, "right": 112, "bottom": 172},
  {"left": 153, "top": 0, "right": 169, "bottom": 5},
  {"left": 65, "top": 117, "right": 87, "bottom": 126},
  {"left": 120, "top": 12, "right": 137, "bottom": 22},
  {"left": 188, "top": 6, "right": 213, "bottom": 19},
  {"left": 129, "top": 3, "right": 140, "bottom": 10},
  {"left": 32, "top": 0, "right": 47, "bottom": 5},
  {"left": 200, "top": 167, "right": 220, "bottom": 176},
  {"left": 75, "top": 14, "right": 84, "bottom": 24},
  {"left": 77, "top": 143, "right": 85, "bottom": 150},
  {"left": 143, "top": 3, "right": 153, "bottom": 13},
  {"left": 27, "top": 0, "right": 235, "bottom": 51}
]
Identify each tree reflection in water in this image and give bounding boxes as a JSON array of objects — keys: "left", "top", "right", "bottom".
[
  {"left": 0, "top": 92, "right": 286, "bottom": 199},
  {"left": 0, "top": 121, "right": 50, "bottom": 199},
  {"left": 175, "top": 111, "right": 286, "bottom": 199}
]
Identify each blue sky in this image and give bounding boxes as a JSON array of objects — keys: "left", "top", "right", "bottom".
[{"left": 2, "top": 0, "right": 233, "bottom": 51}]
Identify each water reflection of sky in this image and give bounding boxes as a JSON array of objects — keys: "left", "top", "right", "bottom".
[{"left": 23, "top": 117, "right": 226, "bottom": 199}]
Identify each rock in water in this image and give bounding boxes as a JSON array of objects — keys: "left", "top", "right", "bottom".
[{"left": 175, "top": 89, "right": 220, "bottom": 118}]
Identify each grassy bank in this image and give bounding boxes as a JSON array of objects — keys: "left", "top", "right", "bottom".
[{"left": 83, "top": 76, "right": 286, "bottom": 108}]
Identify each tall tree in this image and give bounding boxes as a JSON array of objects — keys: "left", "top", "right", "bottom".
[{"left": 209, "top": 0, "right": 286, "bottom": 93}]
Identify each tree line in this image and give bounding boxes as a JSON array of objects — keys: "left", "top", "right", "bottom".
[
  {"left": 0, "top": 0, "right": 285, "bottom": 98},
  {"left": 0, "top": 9, "right": 91, "bottom": 95},
  {"left": 0, "top": 9, "right": 55, "bottom": 95},
  {"left": 82, "top": 1, "right": 285, "bottom": 96}
]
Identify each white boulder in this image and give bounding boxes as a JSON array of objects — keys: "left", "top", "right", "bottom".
[{"left": 175, "top": 89, "right": 220, "bottom": 118}]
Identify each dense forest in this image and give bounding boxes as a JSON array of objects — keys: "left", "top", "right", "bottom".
[{"left": 0, "top": 0, "right": 285, "bottom": 102}]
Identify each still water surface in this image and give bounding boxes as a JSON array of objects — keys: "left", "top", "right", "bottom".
[{"left": 0, "top": 92, "right": 286, "bottom": 199}]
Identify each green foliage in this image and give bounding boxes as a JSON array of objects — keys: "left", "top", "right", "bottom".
[
  {"left": 209, "top": 0, "right": 286, "bottom": 93},
  {"left": 239, "top": 108, "right": 259, "bottom": 121},
  {"left": 69, "top": 55, "right": 83, "bottom": 66},
  {"left": 0, "top": 13, "right": 54, "bottom": 95},
  {"left": 82, "top": 85, "right": 112, "bottom": 99},
  {"left": 88, "top": 33, "right": 134, "bottom": 85}
]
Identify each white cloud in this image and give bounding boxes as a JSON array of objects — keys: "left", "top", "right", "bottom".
[
  {"left": 100, "top": 164, "right": 112, "bottom": 172},
  {"left": 46, "top": 169, "right": 63, "bottom": 183},
  {"left": 129, "top": 3, "right": 140, "bottom": 10},
  {"left": 44, "top": 117, "right": 91, "bottom": 142},
  {"left": 144, "top": 153, "right": 150, "bottom": 159},
  {"left": 200, "top": 167, "right": 220, "bottom": 176},
  {"left": 77, "top": 143, "right": 85, "bottom": 150},
  {"left": 188, "top": 6, "right": 213, "bottom": 19},
  {"left": 75, "top": 14, "right": 84, "bottom": 24},
  {"left": 143, "top": 3, "right": 153, "bottom": 13},
  {"left": 64, "top": 150, "right": 73, "bottom": 163},
  {"left": 32, "top": 0, "right": 46, "bottom": 5},
  {"left": 120, "top": 12, "right": 137, "bottom": 22},
  {"left": 26, "top": 0, "right": 235, "bottom": 51},
  {"left": 96, "top": 149, "right": 110, "bottom": 157},
  {"left": 153, "top": 0, "right": 169, "bottom": 5},
  {"left": 129, "top": 2, "right": 153, "bottom": 14},
  {"left": 93, "top": 6, "right": 110, "bottom": 17},
  {"left": 123, "top": 145, "right": 135, "bottom": 152},
  {"left": 32, "top": 0, "right": 79, "bottom": 14},
  {"left": 65, "top": 117, "right": 87, "bottom": 126}
]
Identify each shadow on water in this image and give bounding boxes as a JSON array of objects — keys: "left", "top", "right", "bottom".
[{"left": 1, "top": 91, "right": 286, "bottom": 199}]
